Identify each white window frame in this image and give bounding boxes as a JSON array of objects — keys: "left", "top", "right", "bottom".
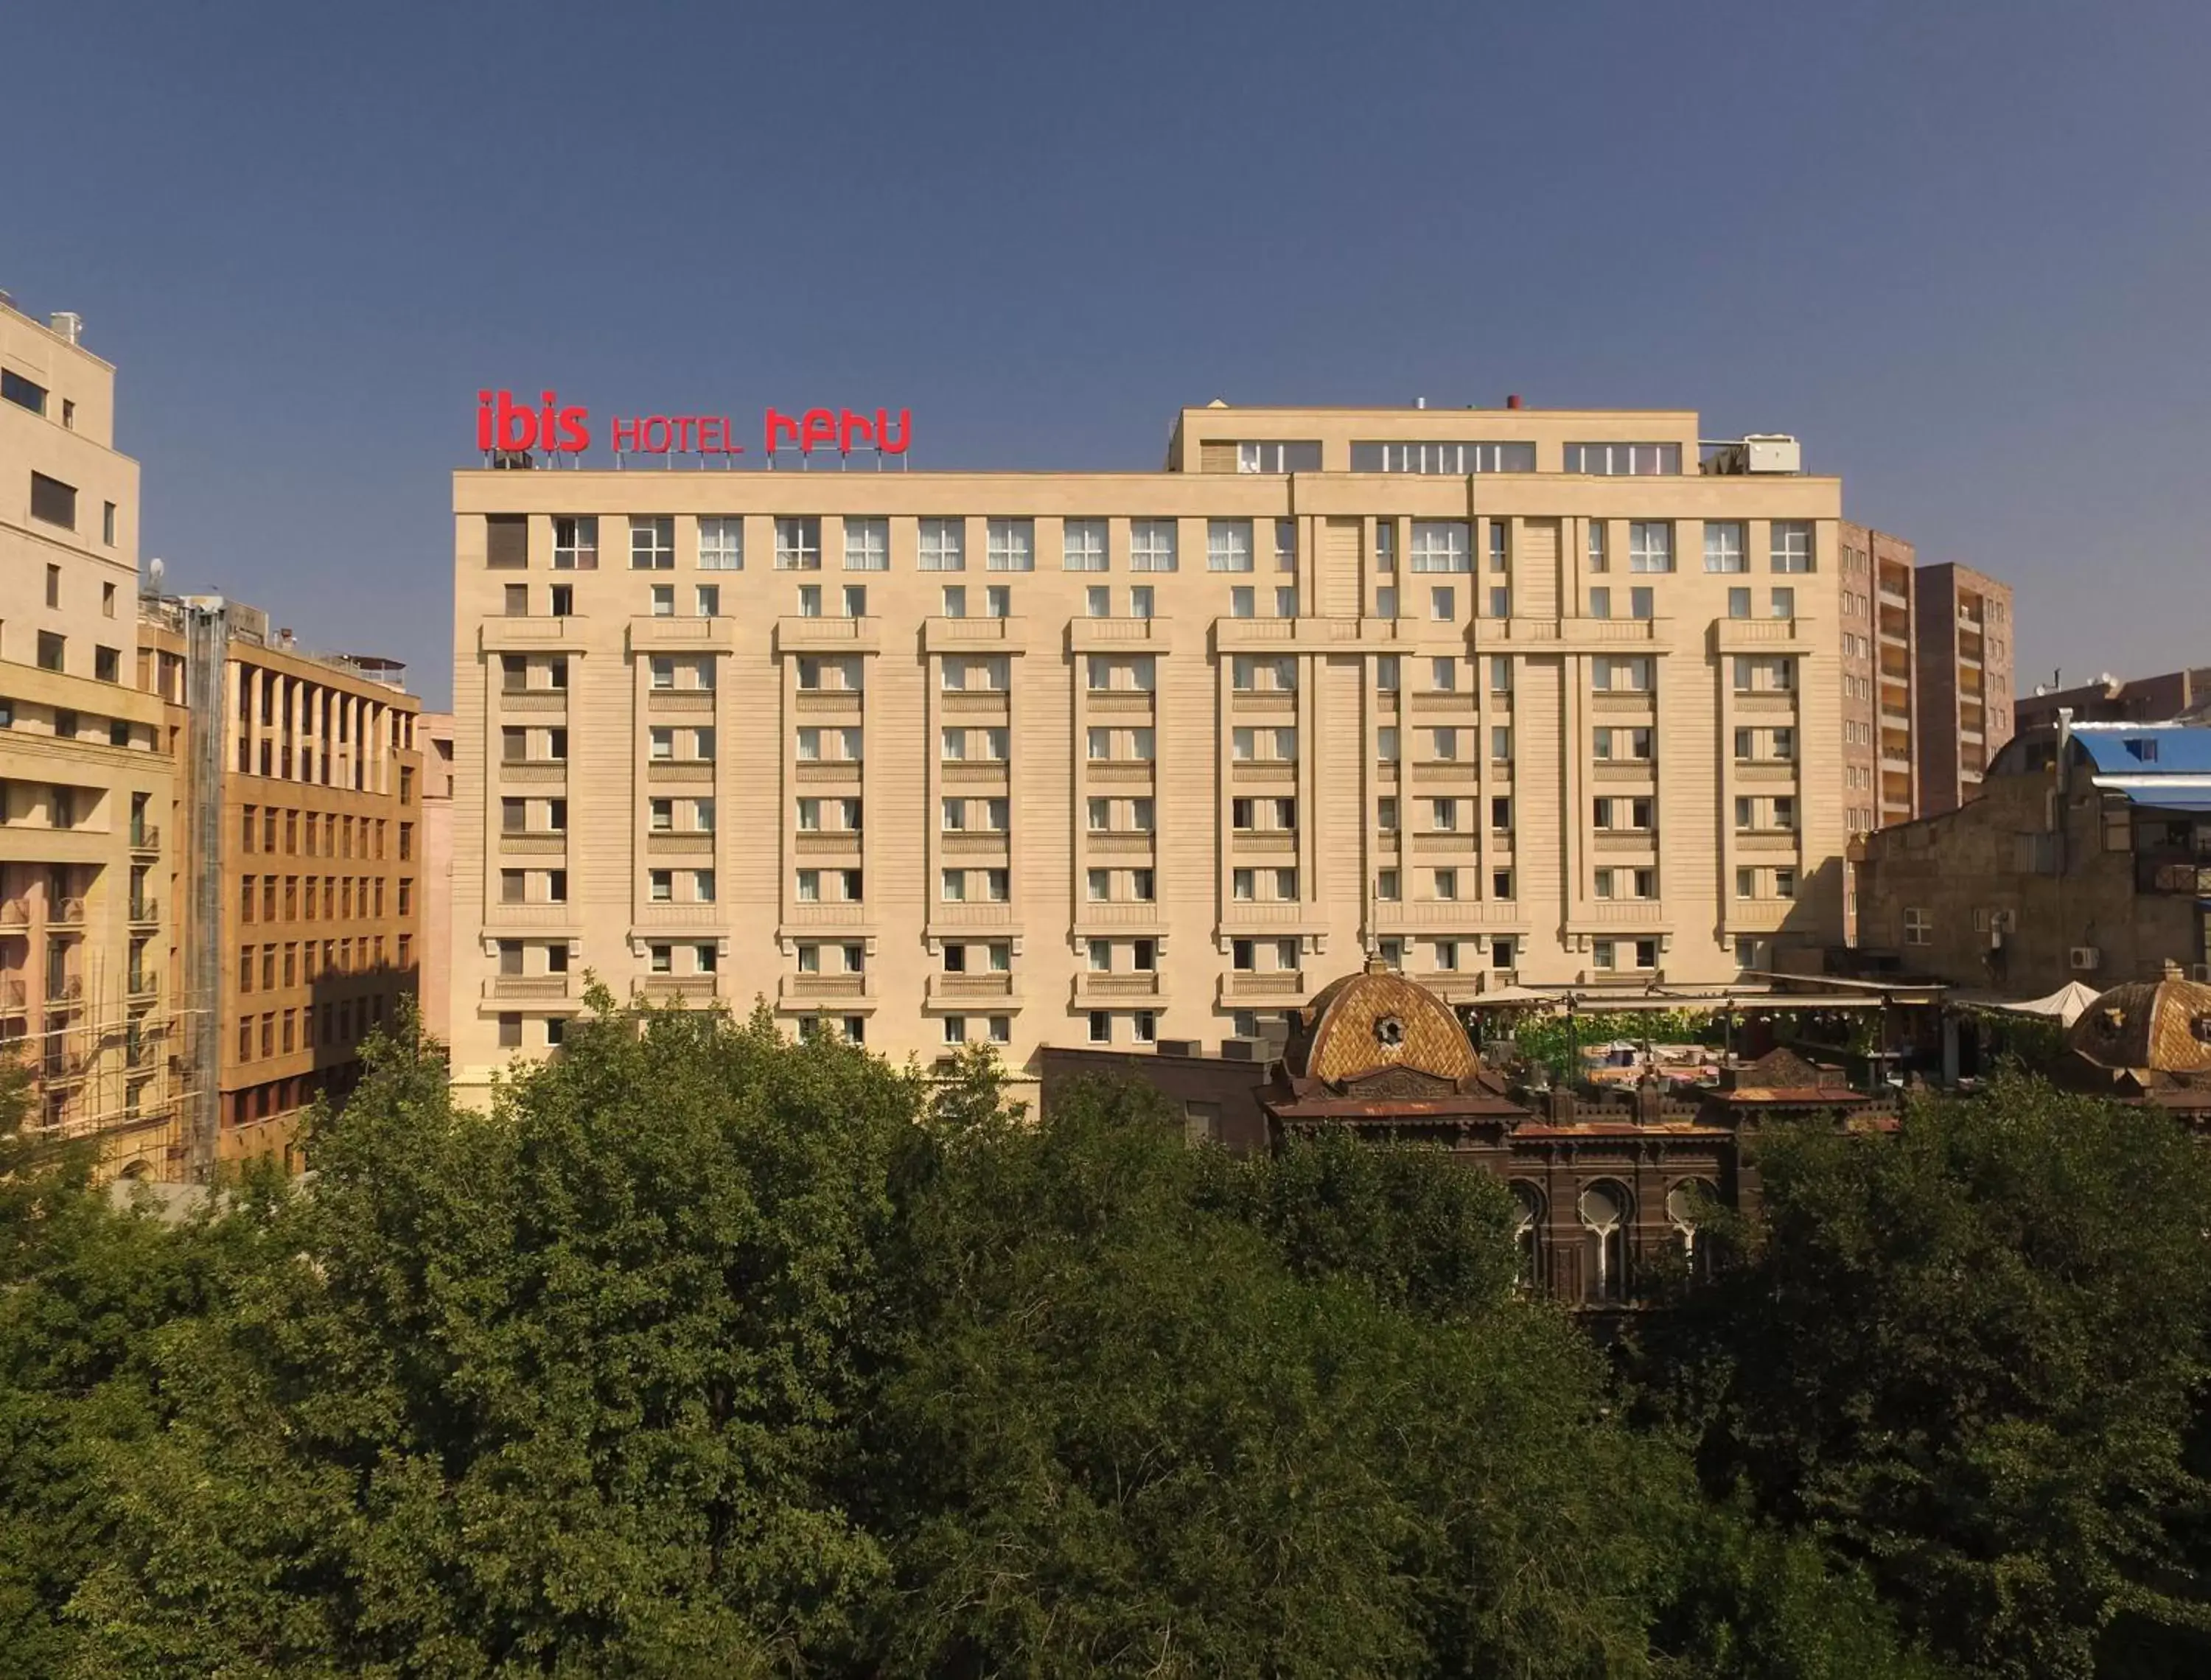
[
  {"left": 1408, "top": 521, "right": 1472, "bottom": 573},
  {"left": 1628, "top": 521, "right": 1673, "bottom": 573},
  {"left": 918, "top": 517, "right": 965, "bottom": 571},
  {"left": 1206, "top": 519, "right": 1255, "bottom": 573},
  {"left": 985, "top": 517, "right": 1035, "bottom": 572},
  {"left": 1702, "top": 522, "right": 1746, "bottom": 573},
  {"left": 1062, "top": 518, "right": 1107, "bottom": 572},
  {"left": 1129, "top": 519, "right": 1178, "bottom": 573},
  {"left": 697, "top": 517, "right": 742, "bottom": 570}
]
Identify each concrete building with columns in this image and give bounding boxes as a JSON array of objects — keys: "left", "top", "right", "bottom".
[{"left": 448, "top": 400, "right": 1848, "bottom": 1097}]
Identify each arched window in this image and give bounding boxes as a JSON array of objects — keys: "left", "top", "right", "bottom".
[
  {"left": 1579, "top": 1181, "right": 1630, "bottom": 1304},
  {"left": 1666, "top": 1180, "right": 1716, "bottom": 1279},
  {"left": 1510, "top": 1183, "right": 1544, "bottom": 1289}
]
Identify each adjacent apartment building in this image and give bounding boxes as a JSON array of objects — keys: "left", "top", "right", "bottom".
[
  {"left": 1835, "top": 525, "right": 2016, "bottom": 831},
  {"left": 450, "top": 401, "right": 1851, "bottom": 1092},
  {"left": 0, "top": 295, "right": 179, "bottom": 1172},
  {"left": 139, "top": 601, "right": 424, "bottom": 1167}
]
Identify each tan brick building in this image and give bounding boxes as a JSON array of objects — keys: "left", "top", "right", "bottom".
[
  {"left": 450, "top": 403, "right": 1850, "bottom": 1096},
  {"left": 139, "top": 603, "right": 423, "bottom": 1167},
  {"left": 0, "top": 295, "right": 179, "bottom": 1172}
]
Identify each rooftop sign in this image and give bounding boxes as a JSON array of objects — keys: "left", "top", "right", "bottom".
[{"left": 472, "top": 389, "right": 912, "bottom": 464}]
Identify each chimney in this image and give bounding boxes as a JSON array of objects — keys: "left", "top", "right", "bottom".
[{"left": 1506, "top": 393, "right": 1522, "bottom": 410}]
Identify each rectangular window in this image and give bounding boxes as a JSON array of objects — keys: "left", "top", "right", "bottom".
[
  {"left": 842, "top": 517, "right": 889, "bottom": 570},
  {"left": 1206, "top": 519, "right": 1254, "bottom": 572},
  {"left": 1904, "top": 906, "right": 1932, "bottom": 946},
  {"left": 1592, "top": 656, "right": 1653, "bottom": 693},
  {"left": 649, "top": 584, "right": 674, "bottom": 616},
  {"left": 629, "top": 516, "right": 674, "bottom": 570},
  {"left": 1588, "top": 587, "right": 1611, "bottom": 618},
  {"left": 775, "top": 517, "right": 822, "bottom": 570},
  {"left": 694, "top": 516, "right": 741, "bottom": 569},
  {"left": 29, "top": 472, "right": 76, "bottom": 529},
  {"left": 1628, "top": 522, "right": 1672, "bottom": 573},
  {"left": 1129, "top": 519, "right": 1178, "bottom": 573},
  {"left": 1702, "top": 522, "right": 1747, "bottom": 573},
  {"left": 1771, "top": 587, "right": 1795, "bottom": 619},
  {"left": 1349, "top": 441, "right": 1534, "bottom": 473},
  {"left": 1564, "top": 442, "right": 1683, "bottom": 475},
  {"left": 918, "top": 517, "right": 965, "bottom": 570},
  {"left": 1771, "top": 521, "right": 1815, "bottom": 573},
  {"left": 1408, "top": 521, "right": 1471, "bottom": 573},
  {"left": 1061, "top": 517, "right": 1106, "bottom": 572},
  {"left": 485, "top": 514, "right": 528, "bottom": 568},
  {"left": 985, "top": 518, "right": 1035, "bottom": 571},
  {"left": 1430, "top": 587, "right": 1455, "bottom": 621},
  {"left": 1, "top": 369, "right": 46, "bottom": 415}
]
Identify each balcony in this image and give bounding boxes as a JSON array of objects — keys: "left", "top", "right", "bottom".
[
  {"left": 923, "top": 615, "right": 1031, "bottom": 655},
  {"left": 1219, "top": 970, "right": 1305, "bottom": 1004},
  {"left": 0, "top": 978, "right": 24, "bottom": 1011},
  {"left": 1075, "top": 903, "right": 1170, "bottom": 934},
  {"left": 630, "top": 615, "right": 736, "bottom": 653},
  {"left": 1502, "top": 615, "right": 1666, "bottom": 651},
  {"left": 926, "top": 971, "right": 1018, "bottom": 1004},
  {"left": 639, "top": 975, "right": 719, "bottom": 1003},
  {"left": 127, "top": 973, "right": 158, "bottom": 1001},
  {"left": 48, "top": 897, "right": 87, "bottom": 926},
  {"left": 928, "top": 900, "right": 1019, "bottom": 931},
  {"left": 1374, "top": 900, "right": 1526, "bottom": 933},
  {"left": 647, "top": 760, "right": 716, "bottom": 784},
  {"left": 129, "top": 898, "right": 159, "bottom": 928},
  {"left": 1218, "top": 903, "right": 1308, "bottom": 934},
  {"left": 499, "top": 832, "right": 569, "bottom": 856},
  {"left": 1069, "top": 616, "right": 1176, "bottom": 654},
  {"left": 128, "top": 824, "right": 161, "bottom": 853},
  {"left": 481, "top": 617, "right": 588, "bottom": 653},
  {"left": 780, "top": 972, "right": 873, "bottom": 1005},
  {"left": 483, "top": 974, "right": 576, "bottom": 1001},
  {"left": 1073, "top": 972, "right": 1167, "bottom": 1005},
  {"left": 499, "top": 687, "right": 570, "bottom": 713},
  {"left": 1713, "top": 617, "right": 1813, "bottom": 655},
  {"left": 499, "top": 759, "right": 568, "bottom": 783},
  {"left": 1567, "top": 900, "right": 1667, "bottom": 934},
  {"left": 775, "top": 616, "right": 881, "bottom": 655},
  {"left": 45, "top": 974, "right": 85, "bottom": 1003}
]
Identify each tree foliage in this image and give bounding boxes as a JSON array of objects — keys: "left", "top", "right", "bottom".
[
  {"left": 1641, "top": 1072, "right": 2211, "bottom": 1680},
  {"left": 0, "top": 1004, "right": 1975, "bottom": 1676}
]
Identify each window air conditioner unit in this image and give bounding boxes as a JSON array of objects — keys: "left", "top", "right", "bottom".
[{"left": 2069, "top": 946, "right": 2102, "bottom": 972}]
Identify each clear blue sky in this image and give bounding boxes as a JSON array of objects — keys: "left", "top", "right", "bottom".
[{"left": 8, "top": 0, "right": 2207, "bottom": 710}]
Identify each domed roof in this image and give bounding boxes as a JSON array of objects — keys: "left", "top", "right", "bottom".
[
  {"left": 1284, "top": 965, "right": 1480, "bottom": 1089},
  {"left": 2064, "top": 977, "right": 2211, "bottom": 1074}
]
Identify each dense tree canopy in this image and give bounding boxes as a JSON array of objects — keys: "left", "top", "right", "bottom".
[
  {"left": 1638, "top": 1073, "right": 2211, "bottom": 1680},
  {"left": 24, "top": 997, "right": 2202, "bottom": 1675}
]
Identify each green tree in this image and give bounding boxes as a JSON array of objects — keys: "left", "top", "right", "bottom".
[
  {"left": 69, "top": 996, "right": 910, "bottom": 1676},
  {"left": 1655, "top": 1073, "right": 2211, "bottom": 1680}
]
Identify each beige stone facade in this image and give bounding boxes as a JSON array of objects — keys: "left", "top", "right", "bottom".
[
  {"left": 449, "top": 404, "right": 1848, "bottom": 1096},
  {"left": 419, "top": 712, "right": 455, "bottom": 1046},
  {"left": 0, "top": 296, "right": 178, "bottom": 1172}
]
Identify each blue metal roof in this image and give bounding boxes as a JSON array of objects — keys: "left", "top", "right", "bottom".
[
  {"left": 2120, "top": 786, "right": 2211, "bottom": 813},
  {"left": 2072, "top": 726, "right": 2211, "bottom": 775}
]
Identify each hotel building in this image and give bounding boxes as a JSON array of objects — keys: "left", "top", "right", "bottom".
[
  {"left": 0, "top": 295, "right": 178, "bottom": 1171},
  {"left": 450, "top": 403, "right": 1848, "bottom": 1094}
]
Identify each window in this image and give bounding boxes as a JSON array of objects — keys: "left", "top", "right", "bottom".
[
  {"left": 1770, "top": 587, "right": 1795, "bottom": 619},
  {"left": 1430, "top": 587, "right": 1455, "bottom": 621},
  {"left": 649, "top": 584, "right": 674, "bottom": 616},
  {"left": 1376, "top": 869, "right": 1400, "bottom": 901},
  {"left": 37, "top": 631, "right": 64, "bottom": 672},
  {"left": 485, "top": 514, "right": 528, "bottom": 568},
  {"left": 775, "top": 517, "right": 822, "bottom": 570},
  {"left": 1376, "top": 797, "right": 1397, "bottom": 832},
  {"left": 629, "top": 516, "right": 674, "bottom": 570},
  {"left": 1061, "top": 518, "right": 1106, "bottom": 571},
  {"left": 1434, "top": 868, "right": 1459, "bottom": 901},
  {"left": 1130, "top": 519, "right": 1177, "bottom": 572},
  {"left": 1587, "top": 521, "right": 1609, "bottom": 573},
  {"left": 1, "top": 369, "right": 46, "bottom": 415},
  {"left": 1592, "top": 656, "right": 1652, "bottom": 693},
  {"left": 1377, "top": 727, "right": 1399, "bottom": 762},
  {"left": 1728, "top": 587, "right": 1751, "bottom": 620},
  {"left": 1376, "top": 586, "right": 1399, "bottom": 620},
  {"left": 694, "top": 516, "right": 740, "bottom": 570},
  {"left": 549, "top": 584, "right": 573, "bottom": 616},
  {"left": 1627, "top": 522, "right": 1672, "bottom": 573},
  {"left": 1702, "top": 522, "right": 1746, "bottom": 573},
  {"left": 1235, "top": 440, "right": 1324, "bottom": 472},
  {"left": 1274, "top": 519, "right": 1296, "bottom": 571},
  {"left": 1409, "top": 521, "right": 1471, "bottom": 573},
  {"left": 94, "top": 645, "right": 119, "bottom": 683},
  {"left": 1565, "top": 442, "right": 1681, "bottom": 475},
  {"left": 1089, "top": 1012, "right": 1111, "bottom": 1045},
  {"left": 919, "top": 517, "right": 965, "bottom": 570},
  {"left": 1349, "top": 440, "right": 1533, "bottom": 473},
  {"left": 841, "top": 517, "right": 889, "bottom": 571},
  {"left": 1229, "top": 587, "right": 1255, "bottom": 618},
  {"left": 29, "top": 473, "right": 76, "bottom": 530},
  {"left": 1490, "top": 726, "right": 1512, "bottom": 763},
  {"left": 1206, "top": 519, "right": 1254, "bottom": 572},
  {"left": 1588, "top": 587, "right": 1611, "bottom": 619},
  {"left": 842, "top": 585, "right": 867, "bottom": 617},
  {"left": 1771, "top": 521, "right": 1814, "bottom": 573},
  {"left": 986, "top": 518, "right": 1035, "bottom": 571},
  {"left": 985, "top": 584, "right": 1009, "bottom": 618},
  {"left": 1593, "top": 726, "right": 1652, "bottom": 761},
  {"left": 1904, "top": 906, "right": 1932, "bottom": 946}
]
